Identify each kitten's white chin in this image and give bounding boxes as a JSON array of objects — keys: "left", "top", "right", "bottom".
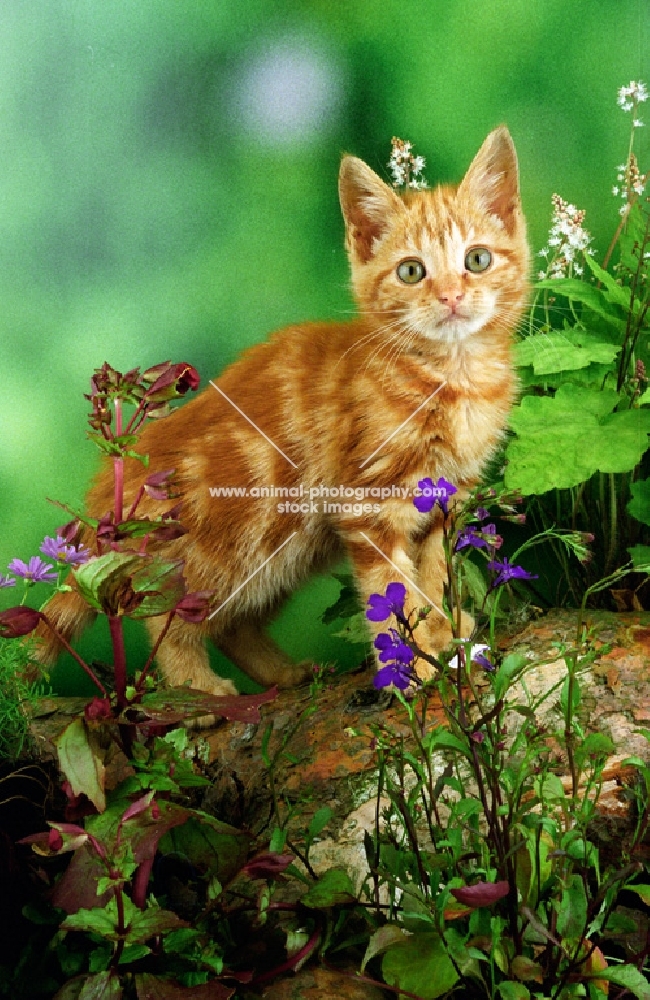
[{"left": 422, "top": 313, "right": 490, "bottom": 344}]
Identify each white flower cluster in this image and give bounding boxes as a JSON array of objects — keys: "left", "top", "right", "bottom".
[
  {"left": 613, "top": 153, "right": 647, "bottom": 215},
  {"left": 617, "top": 80, "right": 648, "bottom": 126},
  {"left": 538, "top": 194, "right": 593, "bottom": 279},
  {"left": 388, "top": 137, "right": 428, "bottom": 190}
]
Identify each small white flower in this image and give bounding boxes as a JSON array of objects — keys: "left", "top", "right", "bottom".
[
  {"left": 538, "top": 270, "right": 546, "bottom": 280},
  {"left": 573, "top": 263, "right": 583, "bottom": 276},
  {"left": 634, "top": 180, "right": 646, "bottom": 195},
  {"left": 634, "top": 119, "right": 645, "bottom": 128},
  {"left": 612, "top": 185, "right": 620, "bottom": 196},
  {"left": 620, "top": 203, "right": 631, "bottom": 217},
  {"left": 411, "top": 155, "right": 425, "bottom": 174}
]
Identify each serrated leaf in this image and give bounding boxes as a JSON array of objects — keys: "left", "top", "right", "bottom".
[
  {"left": 515, "top": 331, "right": 619, "bottom": 374},
  {"left": 56, "top": 718, "right": 105, "bottom": 813},
  {"left": 535, "top": 277, "right": 625, "bottom": 327},
  {"left": 126, "top": 908, "right": 188, "bottom": 945},
  {"left": 301, "top": 867, "right": 356, "bottom": 908},
  {"left": 583, "top": 254, "right": 636, "bottom": 312},
  {"left": 158, "top": 812, "right": 249, "bottom": 882},
  {"left": 382, "top": 931, "right": 459, "bottom": 999},
  {"left": 79, "top": 972, "right": 123, "bottom": 1000}
]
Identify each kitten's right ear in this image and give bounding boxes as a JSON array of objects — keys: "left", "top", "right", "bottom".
[{"left": 339, "top": 156, "right": 404, "bottom": 264}]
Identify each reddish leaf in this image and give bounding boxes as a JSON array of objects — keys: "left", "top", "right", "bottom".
[
  {"left": 55, "top": 718, "right": 106, "bottom": 813},
  {"left": 0, "top": 606, "right": 42, "bottom": 637},
  {"left": 450, "top": 880, "right": 510, "bottom": 907},
  {"left": 123, "top": 800, "right": 191, "bottom": 864},
  {"left": 135, "top": 974, "right": 233, "bottom": 1000},
  {"left": 85, "top": 698, "right": 113, "bottom": 722},
  {"left": 144, "top": 469, "right": 176, "bottom": 500},
  {"left": 119, "top": 791, "right": 155, "bottom": 825},
  {"left": 174, "top": 592, "right": 214, "bottom": 623},
  {"left": 241, "top": 852, "right": 295, "bottom": 879},
  {"left": 50, "top": 842, "right": 112, "bottom": 914}
]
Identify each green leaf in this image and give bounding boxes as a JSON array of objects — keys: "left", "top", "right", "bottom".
[
  {"left": 118, "top": 944, "right": 150, "bottom": 964},
  {"left": 515, "top": 330, "right": 619, "bottom": 375},
  {"left": 332, "top": 611, "right": 371, "bottom": 643},
  {"left": 506, "top": 383, "right": 650, "bottom": 494},
  {"left": 126, "top": 908, "right": 187, "bottom": 945},
  {"left": 382, "top": 931, "right": 459, "bottom": 999},
  {"left": 497, "top": 982, "right": 530, "bottom": 1000},
  {"left": 596, "top": 964, "right": 650, "bottom": 1000},
  {"left": 321, "top": 574, "right": 362, "bottom": 624},
  {"left": 556, "top": 874, "right": 588, "bottom": 945},
  {"left": 535, "top": 277, "right": 625, "bottom": 327},
  {"left": 74, "top": 551, "right": 186, "bottom": 618},
  {"left": 627, "top": 478, "right": 650, "bottom": 526},
  {"left": 158, "top": 812, "right": 249, "bottom": 882},
  {"left": 301, "top": 868, "right": 356, "bottom": 908},
  {"left": 61, "top": 899, "right": 123, "bottom": 940},
  {"left": 55, "top": 718, "right": 105, "bottom": 813},
  {"left": 494, "top": 653, "right": 527, "bottom": 701},
  {"left": 361, "top": 925, "right": 408, "bottom": 973},
  {"left": 628, "top": 545, "right": 650, "bottom": 571},
  {"left": 78, "top": 972, "right": 123, "bottom": 1000},
  {"left": 583, "top": 254, "right": 636, "bottom": 312},
  {"left": 307, "top": 806, "right": 333, "bottom": 842},
  {"left": 626, "top": 884, "right": 650, "bottom": 906}
]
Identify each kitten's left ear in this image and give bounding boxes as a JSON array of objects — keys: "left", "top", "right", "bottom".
[{"left": 457, "top": 126, "right": 521, "bottom": 235}]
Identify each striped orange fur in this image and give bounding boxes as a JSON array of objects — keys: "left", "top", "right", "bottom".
[{"left": 38, "top": 126, "right": 529, "bottom": 693}]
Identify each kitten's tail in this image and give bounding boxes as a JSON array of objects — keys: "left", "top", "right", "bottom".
[{"left": 34, "top": 588, "right": 97, "bottom": 667}]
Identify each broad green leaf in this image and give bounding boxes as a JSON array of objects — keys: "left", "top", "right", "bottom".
[
  {"left": 556, "top": 874, "right": 588, "bottom": 945},
  {"left": 302, "top": 867, "right": 356, "bottom": 908},
  {"left": 56, "top": 718, "right": 105, "bottom": 813},
  {"left": 497, "top": 982, "right": 530, "bottom": 1000},
  {"left": 596, "top": 964, "right": 650, "bottom": 1000},
  {"left": 510, "top": 955, "right": 544, "bottom": 983},
  {"left": 126, "top": 908, "right": 187, "bottom": 945},
  {"left": 506, "top": 383, "right": 650, "bottom": 494},
  {"left": 514, "top": 331, "right": 619, "bottom": 374},
  {"left": 74, "top": 552, "right": 142, "bottom": 612},
  {"left": 159, "top": 812, "right": 249, "bottom": 882},
  {"left": 321, "top": 574, "right": 361, "bottom": 624},
  {"left": 74, "top": 550, "right": 185, "bottom": 618},
  {"left": 382, "top": 931, "right": 459, "bottom": 999},
  {"left": 61, "top": 898, "right": 126, "bottom": 939},
  {"left": 628, "top": 545, "right": 650, "bottom": 571},
  {"left": 430, "top": 729, "right": 472, "bottom": 758},
  {"left": 627, "top": 478, "right": 650, "bottom": 526},
  {"left": 361, "top": 925, "right": 406, "bottom": 973},
  {"left": 626, "top": 884, "right": 650, "bottom": 906}
]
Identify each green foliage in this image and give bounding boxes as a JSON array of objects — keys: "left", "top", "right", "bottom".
[{"left": 0, "top": 637, "right": 45, "bottom": 760}]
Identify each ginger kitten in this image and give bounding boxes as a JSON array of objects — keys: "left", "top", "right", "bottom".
[{"left": 38, "top": 126, "right": 529, "bottom": 694}]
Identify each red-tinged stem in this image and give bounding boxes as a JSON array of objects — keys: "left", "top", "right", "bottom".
[
  {"left": 113, "top": 398, "right": 124, "bottom": 525},
  {"left": 40, "top": 613, "right": 107, "bottom": 697},
  {"left": 126, "top": 484, "right": 145, "bottom": 521},
  {"left": 109, "top": 615, "right": 128, "bottom": 709},
  {"left": 112, "top": 886, "right": 126, "bottom": 969},
  {"left": 135, "top": 609, "right": 175, "bottom": 692},
  {"left": 132, "top": 856, "right": 154, "bottom": 909},
  {"left": 249, "top": 925, "right": 321, "bottom": 987}
]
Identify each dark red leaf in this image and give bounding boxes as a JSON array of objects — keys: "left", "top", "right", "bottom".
[
  {"left": 84, "top": 697, "right": 113, "bottom": 722},
  {"left": 241, "top": 852, "right": 295, "bottom": 879},
  {"left": 0, "top": 606, "right": 42, "bottom": 638},
  {"left": 174, "top": 591, "right": 214, "bottom": 623},
  {"left": 450, "top": 880, "right": 510, "bottom": 907}
]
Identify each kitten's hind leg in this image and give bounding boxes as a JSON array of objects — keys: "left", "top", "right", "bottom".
[
  {"left": 145, "top": 616, "right": 237, "bottom": 696},
  {"left": 216, "top": 616, "right": 313, "bottom": 689}
]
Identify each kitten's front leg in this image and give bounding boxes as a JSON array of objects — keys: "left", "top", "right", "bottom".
[
  {"left": 344, "top": 528, "right": 431, "bottom": 674},
  {"left": 415, "top": 523, "right": 475, "bottom": 678}
]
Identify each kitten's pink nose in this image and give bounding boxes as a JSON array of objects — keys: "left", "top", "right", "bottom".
[{"left": 438, "top": 289, "right": 465, "bottom": 313}]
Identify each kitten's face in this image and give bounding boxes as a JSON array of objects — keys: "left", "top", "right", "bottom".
[{"left": 339, "top": 127, "right": 529, "bottom": 348}]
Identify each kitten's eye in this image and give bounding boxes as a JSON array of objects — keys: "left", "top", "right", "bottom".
[
  {"left": 465, "top": 247, "right": 492, "bottom": 273},
  {"left": 397, "top": 259, "right": 426, "bottom": 284}
]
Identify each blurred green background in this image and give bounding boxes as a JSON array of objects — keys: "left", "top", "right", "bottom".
[{"left": 1, "top": 0, "right": 647, "bottom": 693}]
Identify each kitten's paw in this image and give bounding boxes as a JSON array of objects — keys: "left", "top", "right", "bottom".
[{"left": 275, "top": 659, "right": 315, "bottom": 689}]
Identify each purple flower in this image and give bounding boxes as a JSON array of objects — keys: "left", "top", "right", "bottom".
[
  {"left": 487, "top": 557, "right": 538, "bottom": 589},
  {"left": 472, "top": 650, "right": 495, "bottom": 672},
  {"left": 455, "top": 523, "right": 503, "bottom": 552},
  {"left": 40, "top": 535, "right": 90, "bottom": 567},
  {"left": 0, "top": 575, "right": 16, "bottom": 588},
  {"left": 374, "top": 629, "right": 414, "bottom": 665},
  {"left": 373, "top": 661, "right": 414, "bottom": 691},
  {"left": 413, "top": 477, "right": 457, "bottom": 515},
  {"left": 7, "top": 556, "right": 58, "bottom": 583},
  {"left": 475, "top": 507, "right": 490, "bottom": 521},
  {"left": 366, "top": 582, "right": 407, "bottom": 622}
]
